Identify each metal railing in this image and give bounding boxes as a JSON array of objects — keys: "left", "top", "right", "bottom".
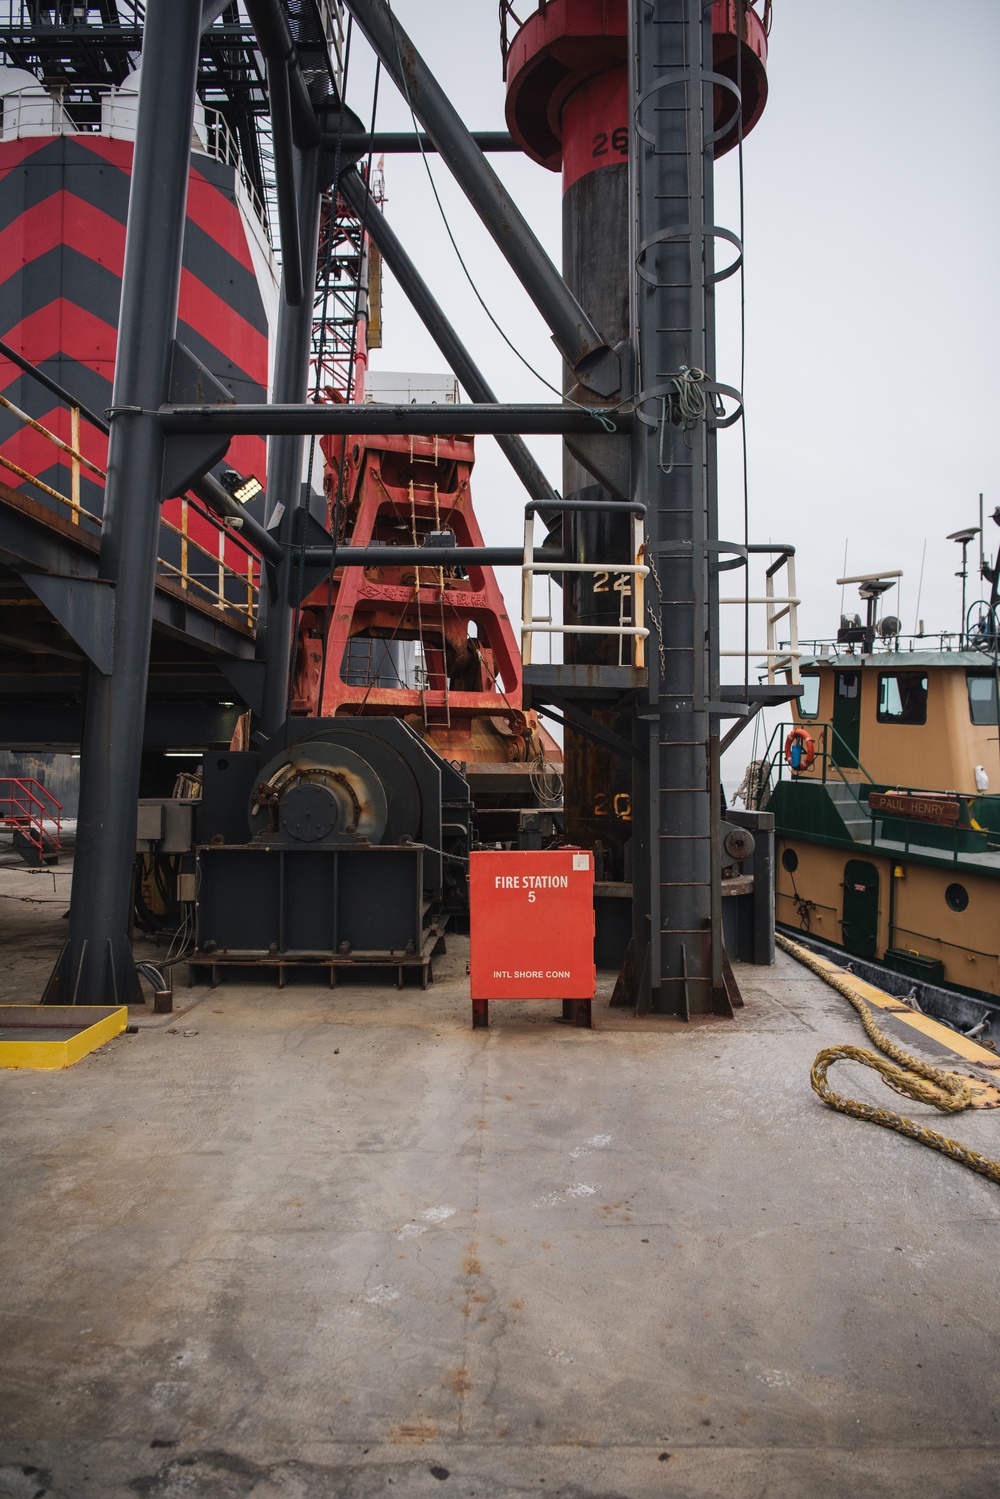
[
  {"left": 797, "top": 630, "right": 997, "bottom": 658},
  {"left": 0, "top": 390, "right": 103, "bottom": 525},
  {"left": 315, "top": 0, "right": 349, "bottom": 94},
  {"left": 0, "top": 355, "right": 261, "bottom": 628},
  {"left": 499, "top": 0, "right": 544, "bottom": 62},
  {"left": 762, "top": 718, "right": 1000, "bottom": 864},
  {"left": 520, "top": 502, "right": 648, "bottom": 668},
  {"left": 0, "top": 86, "right": 271, "bottom": 242},
  {"left": 500, "top": 0, "right": 772, "bottom": 63},
  {"left": 0, "top": 776, "right": 61, "bottom": 858},
  {"left": 720, "top": 543, "right": 800, "bottom": 684},
  {"left": 198, "top": 105, "right": 271, "bottom": 242},
  {"left": 764, "top": 719, "right": 876, "bottom": 792}
]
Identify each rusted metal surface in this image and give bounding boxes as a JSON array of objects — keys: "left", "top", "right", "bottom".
[{"left": 289, "top": 425, "right": 562, "bottom": 802}]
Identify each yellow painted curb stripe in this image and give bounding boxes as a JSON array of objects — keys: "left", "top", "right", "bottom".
[
  {"left": 0, "top": 1006, "right": 128, "bottom": 1070},
  {"left": 781, "top": 940, "right": 1000, "bottom": 1107}
]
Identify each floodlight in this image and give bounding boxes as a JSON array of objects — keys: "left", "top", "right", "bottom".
[{"left": 220, "top": 468, "right": 263, "bottom": 504}]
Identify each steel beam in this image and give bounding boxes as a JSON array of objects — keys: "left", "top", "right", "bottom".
[
  {"left": 331, "top": 130, "right": 517, "bottom": 154},
  {"left": 257, "top": 144, "right": 323, "bottom": 735},
  {"left": 200, "top": 1, "right": 231, "bottom": 32},
  {"left": 630, "top": 0, "right": 721, "bottom": 1015},
  {"left": 343, "top": 0, "right": 621, "bottom": 397},
  {"left": 266, "top": 53, "right": 305, "bottom": 305},
  {"left": 44, "top": 0, "right": 205, "bottom": 1005},
  {"left": 243, "top": 0, "right": 320, "bottom": 149},
  {"left": 0, "top": 339, "right": 277, "bottom": 566},
  {"left": 301, "top": 546, "right": 544, "bottom": 568},
  {"left": 160, "top": 403, "right": 626, "bottom": 437},
  {"left": 339, "top": 169, "right": 556, "bottom": 503}
]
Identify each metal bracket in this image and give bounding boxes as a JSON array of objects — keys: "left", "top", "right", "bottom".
[
  {"left": 535, "top": 696, "right": 646, "bottom": 763},
  {"left": 218, "top": 658, "right": 267, "bottom": 717},
  {"left": 563, "top": 429, "right": 631, "bottom": 499},
  {"left": 290, "top": 509, "right": 338, "bottom": 604},
  {"left": 18, "top": 571, "right": 115, "bottom": 674},
  {"left": 705, "top": 700, "right": 752, "bottom": 717},
  {"left": 719, "top": 703, "right": 766, "bottom": 756},
  {"left": 161, "top": 340, "right": 234, "bottom": 499}
]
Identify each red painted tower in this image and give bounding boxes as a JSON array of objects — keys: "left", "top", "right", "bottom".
[
  {"left": 502, "top": 0, "right": 768, "bottom": 882},
  {"left": 0, "top": 75, "right": 276, "bottom": 602}
]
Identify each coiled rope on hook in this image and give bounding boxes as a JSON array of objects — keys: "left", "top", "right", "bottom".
[
  {"left": 658, "top": 365, "right": 708, "bottom": 473},
  {"left": 776, "top": 931, "right": 1000, "bottom": 1186}
]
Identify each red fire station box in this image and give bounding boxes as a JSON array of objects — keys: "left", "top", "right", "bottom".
[{"left": 469, "top": 848, "right": 595, "bottom": 1027}]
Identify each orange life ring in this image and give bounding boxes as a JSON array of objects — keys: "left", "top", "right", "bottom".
[{"left": 784, "top": 727, "right": 816, "bottom": 771}]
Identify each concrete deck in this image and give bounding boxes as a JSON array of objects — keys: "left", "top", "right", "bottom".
[{"left": 2, "top": 859, "right": 1000, "bottom": 1498}]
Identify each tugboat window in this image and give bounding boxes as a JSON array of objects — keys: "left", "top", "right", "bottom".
[
  {"left": 781, "top": 848, "right": 799, "bottom": 872},
  {"left": 877, "top": 672, "right": 927, "bottom": 724},
  {"left": 945, "top": 882, "right": 969, "bottom": 912},
  {"left": 797, "top": 675, "right": 820, "bottom": 719},
  {"left": 967, "top": 673, "right": 998, "bottom": 726}
]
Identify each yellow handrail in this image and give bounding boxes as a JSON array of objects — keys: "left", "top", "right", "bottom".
[{"left": 0, "top": 398, "right": 260, "bottom": 626}]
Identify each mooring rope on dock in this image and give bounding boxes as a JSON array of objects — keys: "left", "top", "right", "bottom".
[{"left": 775, "top": 932, "right": 1000, "bottom": 1186}]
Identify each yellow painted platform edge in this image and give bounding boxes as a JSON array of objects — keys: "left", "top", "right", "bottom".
[
  {"left": 781, "top": 940, "right": 1000, "bottom": 1067},
  {"left": 0, "top": 1006, "right": 128, "bottom": 1070}
]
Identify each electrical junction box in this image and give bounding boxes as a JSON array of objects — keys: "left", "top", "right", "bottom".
[
  {"left": 469, "top": 849, "right": 595, "bottom": 1005},
  {"left": 135, "top": 798, "right": 198, "bottom": 854},
  {"left": 136, "top": 801, "right": 164, "bottom": 845}
]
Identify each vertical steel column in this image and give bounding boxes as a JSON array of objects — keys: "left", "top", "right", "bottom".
[
  {"left": 560, "top": 62, "right": 633, "bottom": 884},
  {"left": 258, "top": 145, "right": 322, "bottom": 736},
  {"left": 630, "top": 0, "right": 720, "bottom": 1015},
  {"left": 44, "top": 0, "right": 203, "bottom": 1005}
]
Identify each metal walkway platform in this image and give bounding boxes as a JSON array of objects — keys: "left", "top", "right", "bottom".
[{"left": 0, "top": 477, "right": 259, "bottom": 750}]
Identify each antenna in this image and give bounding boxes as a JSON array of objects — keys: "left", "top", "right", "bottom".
[
  {"left": 835, "top": 575, "right": 900, "bottom": 653},
  {"left": 948, "top": 527, "right": 980, "bottom": 646},
  {"left": 839, "top": 538, "right": 848, "bottom": 621},
  {"left": 913, "top": 538, "right": 926, "bottom": 634},
  {"left": 835, "top": 571, "right": 903, "bottom": 586},
  {"left": 980, "top": 493, "right": 985, "bottom": 573}
]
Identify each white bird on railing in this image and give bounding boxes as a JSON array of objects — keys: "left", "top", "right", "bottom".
[{"left": 975, "top": 765, "right": 989, "bottom": 792}]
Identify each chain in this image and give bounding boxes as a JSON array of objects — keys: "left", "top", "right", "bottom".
[{"left": 642, "top": 545, "right": 667, "bottom": 679}]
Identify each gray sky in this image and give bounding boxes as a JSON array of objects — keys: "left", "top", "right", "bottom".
[{"left": 342, "top": 2, "right": 1000, "bottom": 763}]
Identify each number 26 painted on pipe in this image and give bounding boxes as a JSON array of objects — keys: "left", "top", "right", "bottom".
[{"left": 592, "top": 128, "right": 628, "bottom": 158}]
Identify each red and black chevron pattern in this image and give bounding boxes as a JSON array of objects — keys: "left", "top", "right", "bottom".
[{"left": 0, "top": 134, "right": 270, "bottom": 591}]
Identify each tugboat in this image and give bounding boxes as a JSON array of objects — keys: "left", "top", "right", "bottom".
[{"left": 742, "top": 514, "right": 1000, "bottom": 1040}]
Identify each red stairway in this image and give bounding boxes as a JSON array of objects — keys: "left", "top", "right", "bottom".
[{"left": 0, "top": 777, "right": 62, "bottom": 865}]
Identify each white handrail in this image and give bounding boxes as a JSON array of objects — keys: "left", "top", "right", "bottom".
[
  {"left": 521, "top": 511, "right": 649, "bottom": 668},
  {"left": 719, "top": 550, "right": 801, "bottom": 685}
]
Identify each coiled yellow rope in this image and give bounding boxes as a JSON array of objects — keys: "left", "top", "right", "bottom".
[{"left": 775, "top": 931, "right": 1000, "bottom": 1185}]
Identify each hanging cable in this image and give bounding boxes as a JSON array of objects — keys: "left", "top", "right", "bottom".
[
  {"left": 314, "top": 49, "right": 383, "bottom": 719},
  {"left": 383, "top": 0, "right": 617, "bottom": 429}
]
